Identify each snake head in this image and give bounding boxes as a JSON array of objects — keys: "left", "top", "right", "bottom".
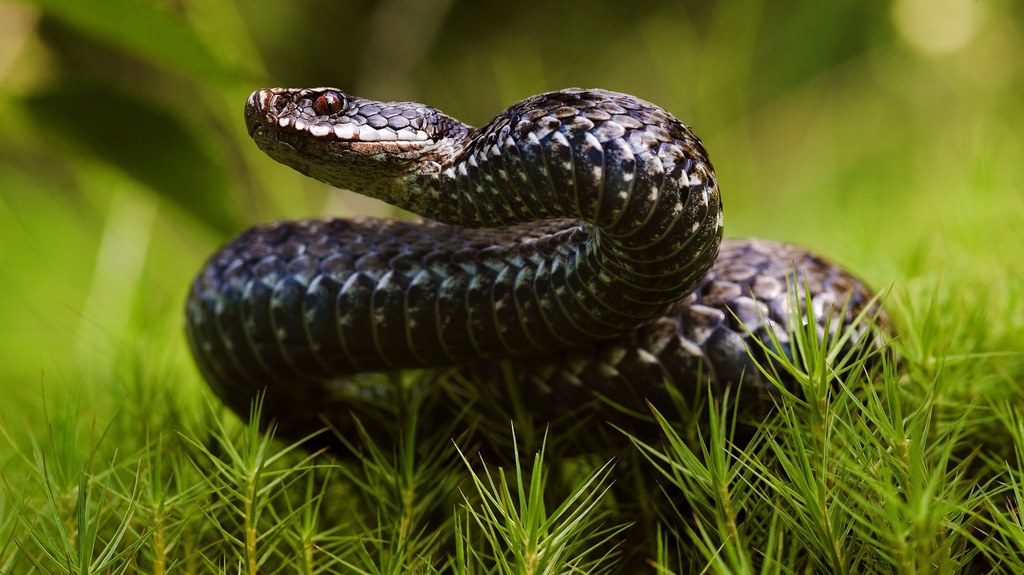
[
  {"left": 246, "top": 87, "right": 461, "bottom": 143},
  {"left": 244, "top": 87, "right": 470, "bottom": 212}
]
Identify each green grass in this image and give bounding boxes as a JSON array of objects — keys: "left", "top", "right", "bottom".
[
  {"left": 1, "top": 288, "right": 1023, "bottom": 573},
  {"left": 2, "top": 0, "right": 1023, "bottom": 572}
]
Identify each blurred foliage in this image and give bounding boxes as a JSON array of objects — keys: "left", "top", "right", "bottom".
[{"left": 0, "top": 0, "right": 1021, "bottom": 469}]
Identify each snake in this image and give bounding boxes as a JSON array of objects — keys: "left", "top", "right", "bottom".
[{"left": 185, "top": 87, "right": 885, "bottom": 453}]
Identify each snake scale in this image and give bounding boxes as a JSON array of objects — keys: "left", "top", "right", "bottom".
[{"left": 185, "top": 87, "right": 884, "bottom": 453}]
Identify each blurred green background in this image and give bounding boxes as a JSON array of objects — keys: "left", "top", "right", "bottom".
[{"left": 0, "top": 0, "right": 1021, "bottom": 435}]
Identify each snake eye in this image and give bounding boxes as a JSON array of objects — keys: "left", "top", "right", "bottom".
[{"left": 314, "top": 91, "right": 344, "bottom": 115}]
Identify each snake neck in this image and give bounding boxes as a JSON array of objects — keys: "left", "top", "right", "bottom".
[{"left": 246, "top": 87, "right": 723, "bottom": 337}]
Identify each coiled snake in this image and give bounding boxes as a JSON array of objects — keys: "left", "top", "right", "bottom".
[{"left": 186, "top": 88, "right": 884, "bottom": 453}]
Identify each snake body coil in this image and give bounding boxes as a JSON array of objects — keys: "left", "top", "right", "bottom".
[{"left": 186, "top": 88, "right": 882, "bottom": 451}]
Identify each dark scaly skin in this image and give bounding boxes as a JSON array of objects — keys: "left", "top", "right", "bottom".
[{"left": 185, "top": 88, "right": 885, "bottom": 453}]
